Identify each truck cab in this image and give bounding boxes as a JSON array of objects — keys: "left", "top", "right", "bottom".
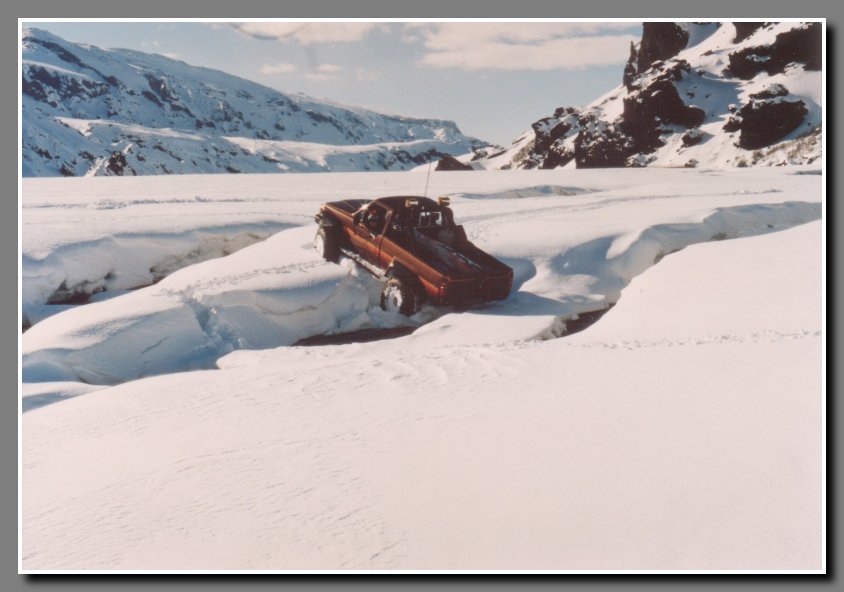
[{"left": 315, "top": 196, "right": 513, "bottom": 315}]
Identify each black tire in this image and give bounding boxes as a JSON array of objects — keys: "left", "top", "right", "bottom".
[
  {"left": 380, "top": 276, "right": 420, "bottom": 316},
  {"left": 315, "top": 225, "right": 340, "bottom": 263}
]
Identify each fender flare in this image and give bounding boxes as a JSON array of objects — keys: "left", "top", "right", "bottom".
[
  {"left": 314, "top": 212, "right": 338, "bottom": 228},
  {"left": 385, "top": 260, "right": 412, "bottom": 280}
]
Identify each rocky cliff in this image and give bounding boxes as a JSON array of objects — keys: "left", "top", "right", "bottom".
[{"left": 480, "top": 22, "right": 822, "bottom": 170}]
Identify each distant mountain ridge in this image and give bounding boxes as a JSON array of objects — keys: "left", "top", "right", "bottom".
[
  {"left": 22, "top": 28, "right": 488, "bottom": 177},
  {"left": 476, "top": 22, "right": 822, "bottom": 170}
]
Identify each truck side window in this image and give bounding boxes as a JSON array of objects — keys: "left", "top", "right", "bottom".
[
  {"left": 418, "top": 211, "right": 443, "bottom": 228},
  {"left": 364, "top": 205, "right": 387, "bottom": 235}
]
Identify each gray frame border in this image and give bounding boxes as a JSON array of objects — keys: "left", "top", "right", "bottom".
[{"left": 7, "top": 0, "right": 838, "bottom": 588}]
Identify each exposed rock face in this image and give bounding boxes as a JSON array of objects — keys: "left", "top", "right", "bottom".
[
  {"left": 542, "top": 140, "right": 576, "bottom": 169},
  {"left": 749, "top": 83, "right": 790, "bottom": 100},
  {"left": 637, "top": 23, "right": 690, "bottom": 72},
  {"left": 482, "top": 21, "right": 822, "bottom": 170},
  {"left": 22, "top": 64, "right": 111, "bottom": 105},
  {"left": 435, "top": 155, "right": 473, "bottom": 171},
  {"left": 737, "top": 98, "right": 808, "bottom": 149},
  {"left": 105, "top": 151, "right": 133, "bottom": 176},
  {"left": 733, "top": 22, "right": 768, "bottom": 42},
  {"left": 726, "top": 80, "right": 810, "bottom": 150},
  {"left": 532, "top": 114, "right": 573, "bottom": 157},
  {"left": 574, "top": 120, "right": 634, "bottom": 169},
  {"left": 622, "top": 42, "right": 639, "bottom": 88},
  {"left": 621, "top": 60, "right": 705, "bottom": 153},
  {"left": 532, "top": 107, "right": 580, "bottom": 169},
  {"left": 728, "top": 22, "right": 822, "bottom": 79},
  {"left": 504, "top": 107, "right": 581, "bottom": 170},
  {"left": 682, "top": 128, "right": 705, "bottom": 147}
]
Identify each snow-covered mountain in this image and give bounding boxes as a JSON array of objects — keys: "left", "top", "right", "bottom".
[
  {"left": 478, "top": 22, "right": 822, "bottom": 170},
  {"left": 21, "top": 28, "right": 487, "bottom": 177}
]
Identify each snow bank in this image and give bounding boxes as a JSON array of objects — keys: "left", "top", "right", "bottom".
[
  {"left": 22, "top": 381, "right": 105, "bottom": 413},
  {"left": 22, "top": 169, "right": 822, "bottom": 389},
  {"left": 22, "top": 225, "right": 290, "bottom": 327},
  {"left": 577, "top": 220, "right": 822, "bottom": 344},
  {"left": 22, "top": 227, "right": 395, "bottom": 385},
  {"left": 22, "top": 217, "right": 822, "bottom": 570}
]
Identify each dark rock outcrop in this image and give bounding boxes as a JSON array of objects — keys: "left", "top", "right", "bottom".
[
  {"left": 541, "top": 143, "right": 575, "bottom": 170},
  {"left": 722, "top": 115, "right": 742, "bottom": 133},
  {"left": 574, "top": 120, "right": 635, "bottom": 169},
  {"left": 728, "top": 22, "right": 822, "bottom": 79},
  {"left": 637, "top": 23, "right": 689, "bottom": 73},
  {"left": 749, "top": 83, "right": 790, "bottom": 100},
  {"left": 485, "top": 21, "right": 822, "bottom": 170},
  {"left": 23, "top": 65, "right": 110, "bottom": 104},
  {"left": 532, "top": 118, "right": 571, "bottom": 155},
  {"left": 435, "top": 155, "right": 473, "bottom": 171},
  {"left": 621, "top": 60, "right": 705, "bottom": 153},
  {"left": 733, "top": 22, "right": 768, "bottom": 43},
  {"left": 530, "top": 108, "right": 579, "bottom": 167},
  {"left": 623, "top": 42, "right": 639, "bottom": 88},
  {"left": 737, "top": 98, "right": 808, "bottom": 149},
  {"left": 681, "top": 128, "right": 705, "bottom": 147},
  {"left": 106, "top": 151, "right": 131, "bottom": 175}
]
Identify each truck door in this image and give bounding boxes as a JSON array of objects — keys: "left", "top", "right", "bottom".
[{"left": 350, "top": 204, "right": 388, "bottom": 265}]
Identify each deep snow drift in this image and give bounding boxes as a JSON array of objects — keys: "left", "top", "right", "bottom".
[
  {"left": 22, "top": 168, "right": 821, "bottom": 392},
  {"left": 21, "top": 168, "right": 823, "bottom": 571}
]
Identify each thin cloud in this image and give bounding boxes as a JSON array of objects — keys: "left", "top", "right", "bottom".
[
  {"left": 355, "top": 68, "right": 380, "bottom": 82},
  {"left": 260, "top": 62, "right": 298, "bottom": 75},
  {"left": 230, "top": 22, "right": 378, "bottom": 45},
  {"left": 305, "top": 63, "right": 342, "bottom": 81},
  {"left": 316, "top": 63, "right": 341, "bottom": 73},
  {"left": 409, "top": 22, "right": 640, "bottom": 71}
]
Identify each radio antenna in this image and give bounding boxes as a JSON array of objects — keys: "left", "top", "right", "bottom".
[{"left": 423, "top": 160, "right": 433, "bottom": 198}]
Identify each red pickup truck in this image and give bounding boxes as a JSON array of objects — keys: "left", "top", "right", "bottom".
[{"left": 314, "top": 196, "right": 513, "bottom": 315}]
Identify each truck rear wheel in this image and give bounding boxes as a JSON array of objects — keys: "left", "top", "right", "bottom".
[
  {"left": 380, "top": 277, "right": 420, "bottom": 316},
  {"left": 315, "top": 225, "right": 340, "bottom": 263}
]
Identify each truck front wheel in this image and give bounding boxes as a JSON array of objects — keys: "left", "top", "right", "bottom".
[
  {"left": 380, "top": 277, "right": 420, "bottom": 316},
  {"left": 315, "top": 225, "right": 340, "bottom": 263}
]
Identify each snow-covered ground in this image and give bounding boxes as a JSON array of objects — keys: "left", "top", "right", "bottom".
[{"left": 20, "top": 167, "right": 824, "bottom": 571}]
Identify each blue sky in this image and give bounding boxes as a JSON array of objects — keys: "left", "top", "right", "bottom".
[{"left": 25, "top": 21, "right": 642, "bottom": 146}]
